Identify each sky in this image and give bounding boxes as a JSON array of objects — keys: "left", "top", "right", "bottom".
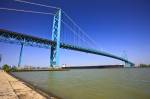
[{"left": 0, "top": 0, "right": 150, "bottom": 67}]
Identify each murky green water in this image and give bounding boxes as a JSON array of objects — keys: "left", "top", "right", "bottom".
[{"left": 12, "top": 68, "right": 150, "bottom": 99}]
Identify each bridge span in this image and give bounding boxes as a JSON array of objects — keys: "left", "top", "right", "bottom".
[{"left": 0, "top": 29, "right": 134, "bottom": 67}]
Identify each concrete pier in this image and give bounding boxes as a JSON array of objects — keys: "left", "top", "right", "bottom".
[{"left": 0, "top": 70, "right": 48, "bottom": 99}]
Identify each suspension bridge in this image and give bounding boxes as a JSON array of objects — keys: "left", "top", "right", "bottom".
[{"left": 0, "top": 0, "right": 134, "bottom": 68}]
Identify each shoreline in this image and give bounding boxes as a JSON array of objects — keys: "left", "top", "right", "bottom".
[
  {"left": 0, "top": 70, "right": 61, "bottom": 99},
  {"left": 9, "top": 72, "right": 62, "bottom": 99}
]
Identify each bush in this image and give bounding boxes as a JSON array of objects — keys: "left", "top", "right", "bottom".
[
  {"left": 139, "top": 64, "right": 150, "bottom": 67},
  {"left": 2, "top": 64, "right": 10, "bottom": 72},
  {"left": 11, "top": 66, "right": 17, "bottom": 72},
  {"left": 2, "top": 64, "right": 18, "bottom": 72}
]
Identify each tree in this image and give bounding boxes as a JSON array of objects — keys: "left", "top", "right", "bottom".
[
  {"left": 139, "top": 64, "right": 150, "bottom": 67},
  {"left": 2, "top": 64, "right": 10, "bottom": 72},
  {"left": 11, "top": 66, "right": 17, "bottom": 72}
]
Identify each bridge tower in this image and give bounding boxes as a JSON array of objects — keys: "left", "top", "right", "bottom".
[
  {"left": 18, "top": 43, "right": 24, "bottom": 67},
  {"left": 125, "top": 62, "right": 132, "bottom": 67},
  {"left": 0, "top": 54, "right": 1, "bottom": 69},
  {"left": 122, "top": 51, "right": 132, "bottom": 67},
  {"left": 50, "top": 9, "right": 62, "bottom": 67}
]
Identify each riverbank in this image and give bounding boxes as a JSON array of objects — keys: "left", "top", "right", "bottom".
[
  {"left": 62, "top": 65, "right": 124, "bottom": 69},
  {"left": 0, "top": 70, "right": 57, "bottom": 99}
]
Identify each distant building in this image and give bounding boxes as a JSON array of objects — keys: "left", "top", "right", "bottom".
[{"left": 62, "top": 64, "right": 67, "bottom": 67}]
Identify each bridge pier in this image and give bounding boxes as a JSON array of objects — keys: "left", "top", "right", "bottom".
[
  {"left": 18, "top": 43, "right": 24, "bottom": 67},
  {"left": 124, "top": 62, "right": 134, "bottom": 67},
  {"left": 50, "top": 9, "right": 62, "bottom": 67}
]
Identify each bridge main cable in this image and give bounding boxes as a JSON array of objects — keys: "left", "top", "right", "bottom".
[
  {"left": 13, "top": 0, "right": 99, "bottom": 50},
  {"left": 14, "top": 0, "right": 60, "bottom": 10},
  {"left": 0, "top": 7, "right": 55, "bottom": 15}
]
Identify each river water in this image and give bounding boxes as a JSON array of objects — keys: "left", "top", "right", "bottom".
[{"left": 12, "top": 68, "right": 150, "bottom": 99}]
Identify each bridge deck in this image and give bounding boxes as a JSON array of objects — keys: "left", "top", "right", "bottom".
[{"left": 0, "top": 29, "right": 134, "bottom": 66}]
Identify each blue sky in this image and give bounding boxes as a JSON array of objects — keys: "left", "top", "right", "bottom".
[{"left": 0, "top": 0, "right": 150, "bottom": 67}]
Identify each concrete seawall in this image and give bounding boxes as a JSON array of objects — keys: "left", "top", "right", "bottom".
[{"left": 0, "top": 70, "right": 55, "bottom": 99}]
